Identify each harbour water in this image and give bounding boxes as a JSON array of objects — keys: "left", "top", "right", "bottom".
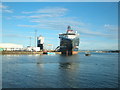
[{"left": 2, "top": 52, "right": 118, "bottom": 88}]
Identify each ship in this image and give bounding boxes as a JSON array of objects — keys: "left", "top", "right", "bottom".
[{"left": 59, "top": 26, "right": 80, "bottom": 55}]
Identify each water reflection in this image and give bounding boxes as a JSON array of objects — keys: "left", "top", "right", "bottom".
[
  {"left": 59, "top": 62, "right": 72, "bottom": 69},
  {"left": 59, "top": 62, "right": 80, "bottom": 70},
  {"left": 37, "top": 63, "right": 44, "bottom": 68},
  {"left": 58, "top": 54, "right": 80, "bottom": 69},
  {"left": 57, "top": 55, "right": 81, "bottom": 88}
]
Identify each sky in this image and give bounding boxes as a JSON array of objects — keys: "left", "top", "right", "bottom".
[
  {"left": 1, "top": 2, "right": 118, "bottom": 50},
  {"left": 1, "top": 0, "right": 119, "bottom": 2}
]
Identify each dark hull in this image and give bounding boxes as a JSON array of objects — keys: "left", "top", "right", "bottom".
[{"left": 60, "top": 37, "right": 79, "bottom": 55}]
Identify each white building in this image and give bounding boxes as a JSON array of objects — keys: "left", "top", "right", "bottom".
[
  {"left": 0, "top": 43, "right": 23, "bottom": 51},
  {"left": 25, "top": 46, "right": 40, "bottom": 51}
]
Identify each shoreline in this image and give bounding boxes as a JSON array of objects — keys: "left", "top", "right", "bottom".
[{"left": 0, "top": 50, "right": 119, "bottom": 55}]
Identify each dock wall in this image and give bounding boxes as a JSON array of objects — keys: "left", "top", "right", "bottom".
[{"left": 0, "top": 51, "right": 61, "bottom": 55}]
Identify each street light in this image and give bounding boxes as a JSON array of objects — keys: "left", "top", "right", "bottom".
[{"left": 34, "top": 30, "right": 37, "bottom": 47}]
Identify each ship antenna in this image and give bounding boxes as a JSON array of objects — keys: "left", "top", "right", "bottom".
[{"left": 67, "top": 26, "right": 71, "bottom": 30}]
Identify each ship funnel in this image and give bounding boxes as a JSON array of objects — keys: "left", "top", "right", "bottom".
[{"left": 67, "top": 26, "right": 71, "bottom": 30}]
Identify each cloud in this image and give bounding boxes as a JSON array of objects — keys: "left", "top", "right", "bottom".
[
  {"left": 13, "top": 13, "right": 66, "bottom": 19},
  {"left": 17, "top": 19, "right": 115, "bottom": 39},
  {"left": 29, "top": 14, "right": 64, "bottom": 18},
  {"left": 22, "top": 7, "right": 68, "bottom": 14},
  {"left": 80, "top": 41, "right": 118, "bottom": 50},
  {"left": 3, "top": 33, "right": 25, "bottom": 38},
  {"left": 29, "top": 17, "right": 85, "bottom": 30},
  {"left": 104, "top": 24, "right": 118, "bottom": 31},
  {"left": 15, "top": 7, "right": 117, "bottom": 40},
  {"left": 17, "top": 17, "right": 85, "bottom": 31},
  {"left": 3, "top": 9, "right": 13, "bottom": 13},
  {"left": 13, "top": 16, "right": 27, "bottom": 19},
  {"left": 16, "top": 7, "right": 85, "bottom": 31},
  {"left": 0, "top": 4, "right": 13, "bottom": 13},
  {"left": 17, "top": 24, "right": 37, "bottom": 28},
  {"left": 13, "top": 14, "right": 63, "bottom": 19},
  {"left": 17, "top": 22, "right": 114, "bottom": 39},
  {"left": 13, "top": 7, "right": 67, "bottom": 19},
  {"left": 3, "top": 33, "right": 35, "bottom": 40},
  {"left": 0, "top": 4, "right": 7, "bottom": 9},
  {"left": 80, "top": 38, "right": 118, "bottom": 50}
]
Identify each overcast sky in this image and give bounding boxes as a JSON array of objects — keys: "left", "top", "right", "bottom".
[{"left": 1, "top": 2, "right": 118, "bottom": 50}]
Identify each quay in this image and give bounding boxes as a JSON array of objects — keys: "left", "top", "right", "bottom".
[
  {"left": 0, "top": 51, "right": 61, "bottom": 55},
  {"left": 0, "top": 50, "right": 119, "bottom": 55}
]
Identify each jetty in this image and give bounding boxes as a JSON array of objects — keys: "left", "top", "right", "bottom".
[
  {"left": 0, "top": 50, "right": 119, "bottom": 55},
  {"left": 0, "top": 51, "right": 61, "bottom": 55}
]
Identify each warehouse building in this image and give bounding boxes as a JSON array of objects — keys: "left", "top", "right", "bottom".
[{"left": 0, "top": 43, "right": 23, "bottom": 51}]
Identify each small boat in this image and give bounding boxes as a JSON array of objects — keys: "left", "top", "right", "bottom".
[
  {"left": 85, "top": 52, "right": 91, "bottom": 56},
  {"left": 43, "top": 50, "right": 48, "bottom": 54},
  {"left": 43, "top": 52, "right": 47, "bottom": 54}
]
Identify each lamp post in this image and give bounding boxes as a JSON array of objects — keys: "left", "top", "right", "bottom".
[
  {"left": 34, "top": 30, "right": 37, "bottom": 47},
  {"left": 29, "top": 36, "right": 31, "bottom": 47}
]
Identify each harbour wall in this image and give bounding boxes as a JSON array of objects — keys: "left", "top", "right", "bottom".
[
  {"left": 0, "top": 50, "right": 119, "bottom": 55},
  {"left": 0, "top": 51, "right": 61, "bottom": 55}
]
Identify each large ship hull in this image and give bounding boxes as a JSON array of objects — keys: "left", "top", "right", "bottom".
[
  {"left": 59, "top": 26, "right": 80, "bottom": 55},
  {"left": 60, "top": 37, "right": 79, "bottom": 55}
]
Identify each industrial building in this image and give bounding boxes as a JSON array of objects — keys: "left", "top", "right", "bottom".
[
  {"left": 37, "top": 35, "right": 44, "bottom": 50},
  {"left": 0, "top": 35, "right": 45, "bottom": 52}
]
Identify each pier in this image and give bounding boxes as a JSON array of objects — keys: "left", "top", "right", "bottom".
[
  {"left": 0, "top": 51, "right": 61, "bottom": 55},
  {"left": 0, "top": 50, "right": 119, "bottom": 55}
]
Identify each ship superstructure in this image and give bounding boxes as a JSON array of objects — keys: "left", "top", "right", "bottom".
[{"left": 59, "top": 26, "right": 80, "bottom": 55}]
